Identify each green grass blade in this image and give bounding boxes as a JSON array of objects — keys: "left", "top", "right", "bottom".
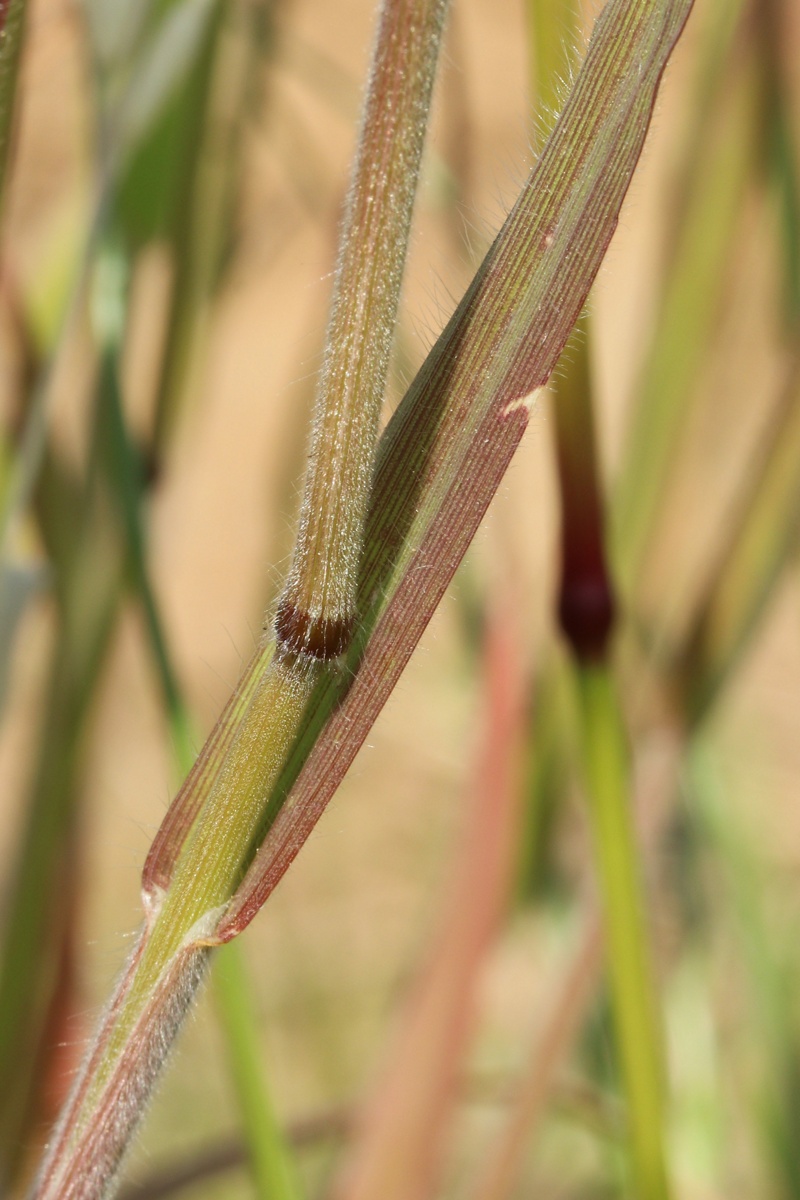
[
  {"left": 140, "top": 0, "right": 241, "bottom": 455},
  {"left": 513, "top": 651, "right": 576, "bottom": 903}
]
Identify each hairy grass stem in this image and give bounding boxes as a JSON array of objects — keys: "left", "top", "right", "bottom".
[{"left": 275, "top": 0, "right": 450, "bottom": 659}]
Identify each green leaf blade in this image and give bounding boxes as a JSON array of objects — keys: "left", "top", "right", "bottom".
[{"left": 222, "top": 0, "right": 697, "bottom": 935}]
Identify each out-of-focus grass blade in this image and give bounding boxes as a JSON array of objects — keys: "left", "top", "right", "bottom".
[
  {"left": 87, "top": 0, "right": 253, "bottom": 482},
  {"left": 0, "top": 0, "right": 28, "bottom": 212},
  {"left": 148, "top": 0, "right": 271, "bottom": 458},
  {"left": 0, "top": 441, "right": 125, "bottom": 1188},
  {"left": 471, "top": 916, "right": 604, "bottom": 1200},
  {"left": 576, "top": 665, "right": 670, "bottom": 1200},
  {"left": 0, "top": 219, "right": 150, "bottom": 1186},
  {"left": 20, "top": 196, "right": 88, "bottom": 356},
  {"left": 757, "top": 0, "right": 800, "bottom": 326},
  {"left": 514, "top": 651, "right": 576, "bottom": 903},
  {"left": 0, "top": 559, "right": 48, "bottom": 715},
  {"left": 679, "top": 358, "right": 800, "bottom": 723},
  {"left": 0, "top": 204, "right": 104, "bottom": 571},
  {"left": 688, "top": 742, "right": 800, "bottom": 1197},
  {"left": 104, "top": 0, "right": 219, "bottom": 177},
  {"left": 613, "top": 18, "right": 757, "bottom": 596},
  {"left": 331, "top": 607, "right": 526, "bottom": 1200},
  {"left": 0, "top": 17, "right": 235, "bottom": 1122},
  {"left": 0, "top": 247, "right": 130, "bottom": 1171},
  {"left": 81, "top": 0, "right": 148, "bottom": 72},
  {"left": 111, "top": 2, "right": 221, "bottom": 247},
  {"left": 661, "top": 0, "right": 748, "bottom": 238},
  {"left": 91, "top": 237, "right": 194, "bottom": 756}
]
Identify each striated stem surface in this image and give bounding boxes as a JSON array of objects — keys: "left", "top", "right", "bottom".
[{"left": 276, "top": 0, "right": 450, "bottom": 658}]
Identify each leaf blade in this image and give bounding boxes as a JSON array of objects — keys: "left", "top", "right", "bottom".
[{"left": 222, "top": 0, "right": 696, "bottom": 936}]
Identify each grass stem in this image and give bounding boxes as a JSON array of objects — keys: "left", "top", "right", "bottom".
[
  {"left": 577, "top": 664, "right": 670, "bottom": 1200},
  {"left": 275, "top": 0, "right": 449, "bottom": 659},
  {"left": 213, "top": 942, "right": 305, "bottom": 1200}
]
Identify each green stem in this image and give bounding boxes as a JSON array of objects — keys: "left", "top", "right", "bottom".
[
  {"left": 577, "top": 664, "right": 669, "bottom": 1200},
  {"left": 213, "top": 943, "right": 304, "bottom": 1200}
]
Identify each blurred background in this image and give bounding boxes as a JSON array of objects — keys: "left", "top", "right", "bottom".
[{"left": 1, "top": 0, "right": 799, "bottom": 1196}]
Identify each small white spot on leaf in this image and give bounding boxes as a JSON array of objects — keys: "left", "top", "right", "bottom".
[{"left": 501, "top": 387, "right": 545, "bottom": 419}]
